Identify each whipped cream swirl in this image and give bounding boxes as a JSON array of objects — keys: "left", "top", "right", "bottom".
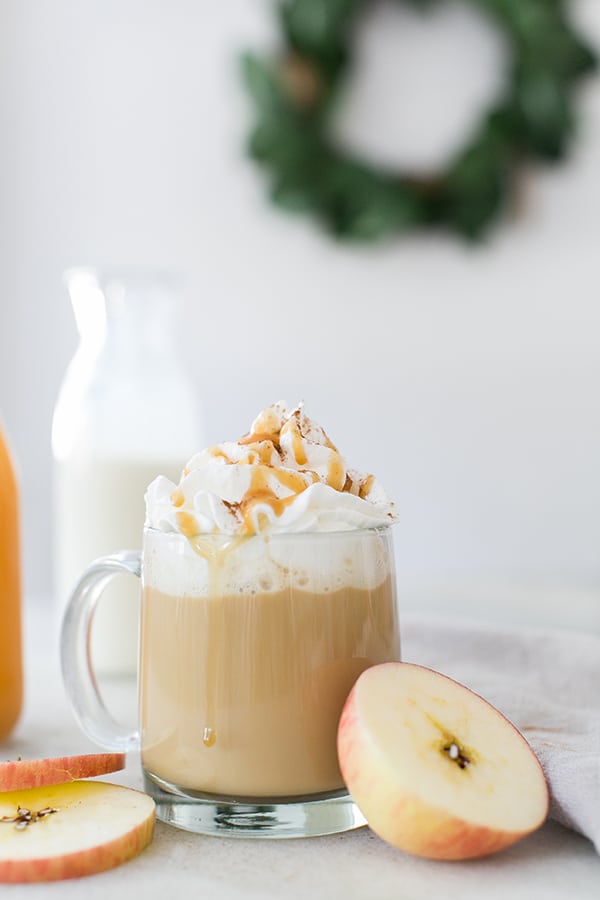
[{"left": 145, "top": 402, "right": 397, "bottom": 536}]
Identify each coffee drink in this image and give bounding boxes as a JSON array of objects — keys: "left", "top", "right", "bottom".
[{"left": 140, "top": 530, "right": 399, "bottom": 798}]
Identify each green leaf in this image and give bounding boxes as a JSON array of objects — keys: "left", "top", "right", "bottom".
[
  {"left": 280, "top": 0, "right": 359, "bottom": 52},
  {"left": 248, "top": 115, "right": 319, "bottom": 169},
  {"left": 512, "top": 68, "right": 573, "bottom": 159},
  {"left": 554, "top": 29, "right": 597, "bottom": 79},
  {"left": 443, "top": 122, "right": 512, "bottom": 238},
  {"left": 279, "top": 0, "right": 358, "bottom": 79},
  {"left": 337, "top": 191, "right": 425, "bottom": 240},
  {"left": 271, "top": 177, "right": 318, "bottom": 212},
  {"left": 241, "top": 54, "right": 283, "bottom": 115},
  {"left": 318, "top": 160, "right": 427, "bottom": 239}
]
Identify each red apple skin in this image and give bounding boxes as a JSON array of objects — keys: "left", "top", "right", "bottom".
[
  {"left": 337, "top": 664, "right": 549, "bottom": 861},
  {"left": 0, "top": 753, "right": 126, "bottom": 792}
]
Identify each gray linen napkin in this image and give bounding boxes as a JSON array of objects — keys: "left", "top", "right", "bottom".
[{"left": 401, "top": 612, "right": 600, "bottom": 853}]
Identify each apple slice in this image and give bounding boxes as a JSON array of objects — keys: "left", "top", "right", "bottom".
[
  {"left": 337, "top": 662, "right": 549, "bottom": 860},
  {"left": 0, "top": 780, "right": 155, "bottom": 882},
  {"left": 0, "top": 753, "right": 126, "bottom": 792}
]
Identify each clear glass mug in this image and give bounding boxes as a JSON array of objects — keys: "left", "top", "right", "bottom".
[{"left": 61, "top": 525, "right": 400, "bottom": 838}]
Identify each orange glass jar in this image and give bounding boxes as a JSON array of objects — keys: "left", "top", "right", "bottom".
[{"left": 0, "top": 422, "right": 23, "bottom": 740}]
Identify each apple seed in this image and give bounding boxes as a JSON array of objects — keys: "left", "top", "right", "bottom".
[
  {"left": 1, "top": 806, "right": 59, "bottom": 831},
  {"left": 444, "top": 741, "right": 471, "bottom": 769}
]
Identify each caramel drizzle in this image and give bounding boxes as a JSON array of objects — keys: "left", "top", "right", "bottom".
[
  {"left": 176, "top": 510, "right": 200, "bottom": 539},
  {"left": 238, "top": 466, "right": 318, "bottom": 534},
  {"left": 171, "top": 409, "right": 375, "bottom": 538},
  {"left": 281, "top": 418, "right": 307, "bottom": 466},
  {"left": 238, "top": 441, "right": 278, "bottom": 466},
  {"left": 238, "top": 431, "right": 279, "bottom": 449},
  {"left": 326, "top": 450, "right": 345, "bottom": 492},
  {"left": 359, "top": 474, "right": 375, "bottom": 499}
]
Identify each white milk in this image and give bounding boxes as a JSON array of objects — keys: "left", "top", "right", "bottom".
[{"left": 55, "top": 456, "right": 183, "bottom": 675}]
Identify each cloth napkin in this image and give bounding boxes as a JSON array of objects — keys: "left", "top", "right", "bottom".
[{"left": 400, "top": 613, "right": 600, "bottom": 853}]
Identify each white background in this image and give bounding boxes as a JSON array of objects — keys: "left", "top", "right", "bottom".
[{"left": 1, "top": 0, "right": 599, "bottom": 619}]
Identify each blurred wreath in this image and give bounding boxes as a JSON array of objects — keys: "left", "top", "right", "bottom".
[{"left": 243, "top": 0, "right": 596, "bottom": 241}]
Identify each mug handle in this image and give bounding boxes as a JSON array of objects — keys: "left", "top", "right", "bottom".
[{"left": 60, "top": 551, "right": 142, "bottom": 752}]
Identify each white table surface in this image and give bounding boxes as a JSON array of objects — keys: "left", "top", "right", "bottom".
[{"left": 1, "top": 598, "right": 599, "bottom": 900}]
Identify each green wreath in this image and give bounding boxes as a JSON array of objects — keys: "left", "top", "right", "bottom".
[{"left": 243, "top": 0, "right": 596, "bottom": 241}]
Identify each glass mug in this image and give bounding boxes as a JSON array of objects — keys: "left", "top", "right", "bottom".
[{"left": 61, "top": 525, "right": 400, "bottom": 838}]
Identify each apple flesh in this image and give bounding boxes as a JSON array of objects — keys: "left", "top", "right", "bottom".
[
  {"left": 337, "top": 662, "right": 549, "bottom": 860},
  {"left": 0, "top": 781, "right": 155, "bottom": 882},
  {"left": 0, "top": 753, "right": 126, "bottom": 791}
]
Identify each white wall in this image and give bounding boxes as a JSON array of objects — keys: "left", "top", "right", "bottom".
[{"left": 1, "top": 1, "right": 600, "bottom": 620}]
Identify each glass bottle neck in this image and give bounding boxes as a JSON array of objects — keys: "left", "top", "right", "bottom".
[
  {"left": 102, "top": 293, "right": 177, "bottom": 362},
  {"left": 66, "top": 269, "right": 181, "bottom": 363}
]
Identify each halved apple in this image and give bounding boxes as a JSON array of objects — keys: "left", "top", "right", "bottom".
[
  {"left": 0, "top": 781, "right": 155, "bottom": 882},
  {"left": 0, "top": 753, "right": 126, "bottom": 791},
  {"left": 337, "top": 662, "right": 549, "bottom": 860}
]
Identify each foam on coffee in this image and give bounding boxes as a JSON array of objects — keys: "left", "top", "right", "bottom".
[{"left": 143, "top": 526, "right": 392, "bottom": 597}]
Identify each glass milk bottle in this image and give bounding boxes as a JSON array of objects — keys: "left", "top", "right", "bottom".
[
  {"left": 0, "top": 418, "right": 23, "bottom": 740},
  {"left": 52, "top": 268, "right": 202, "bottom": 675}
]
